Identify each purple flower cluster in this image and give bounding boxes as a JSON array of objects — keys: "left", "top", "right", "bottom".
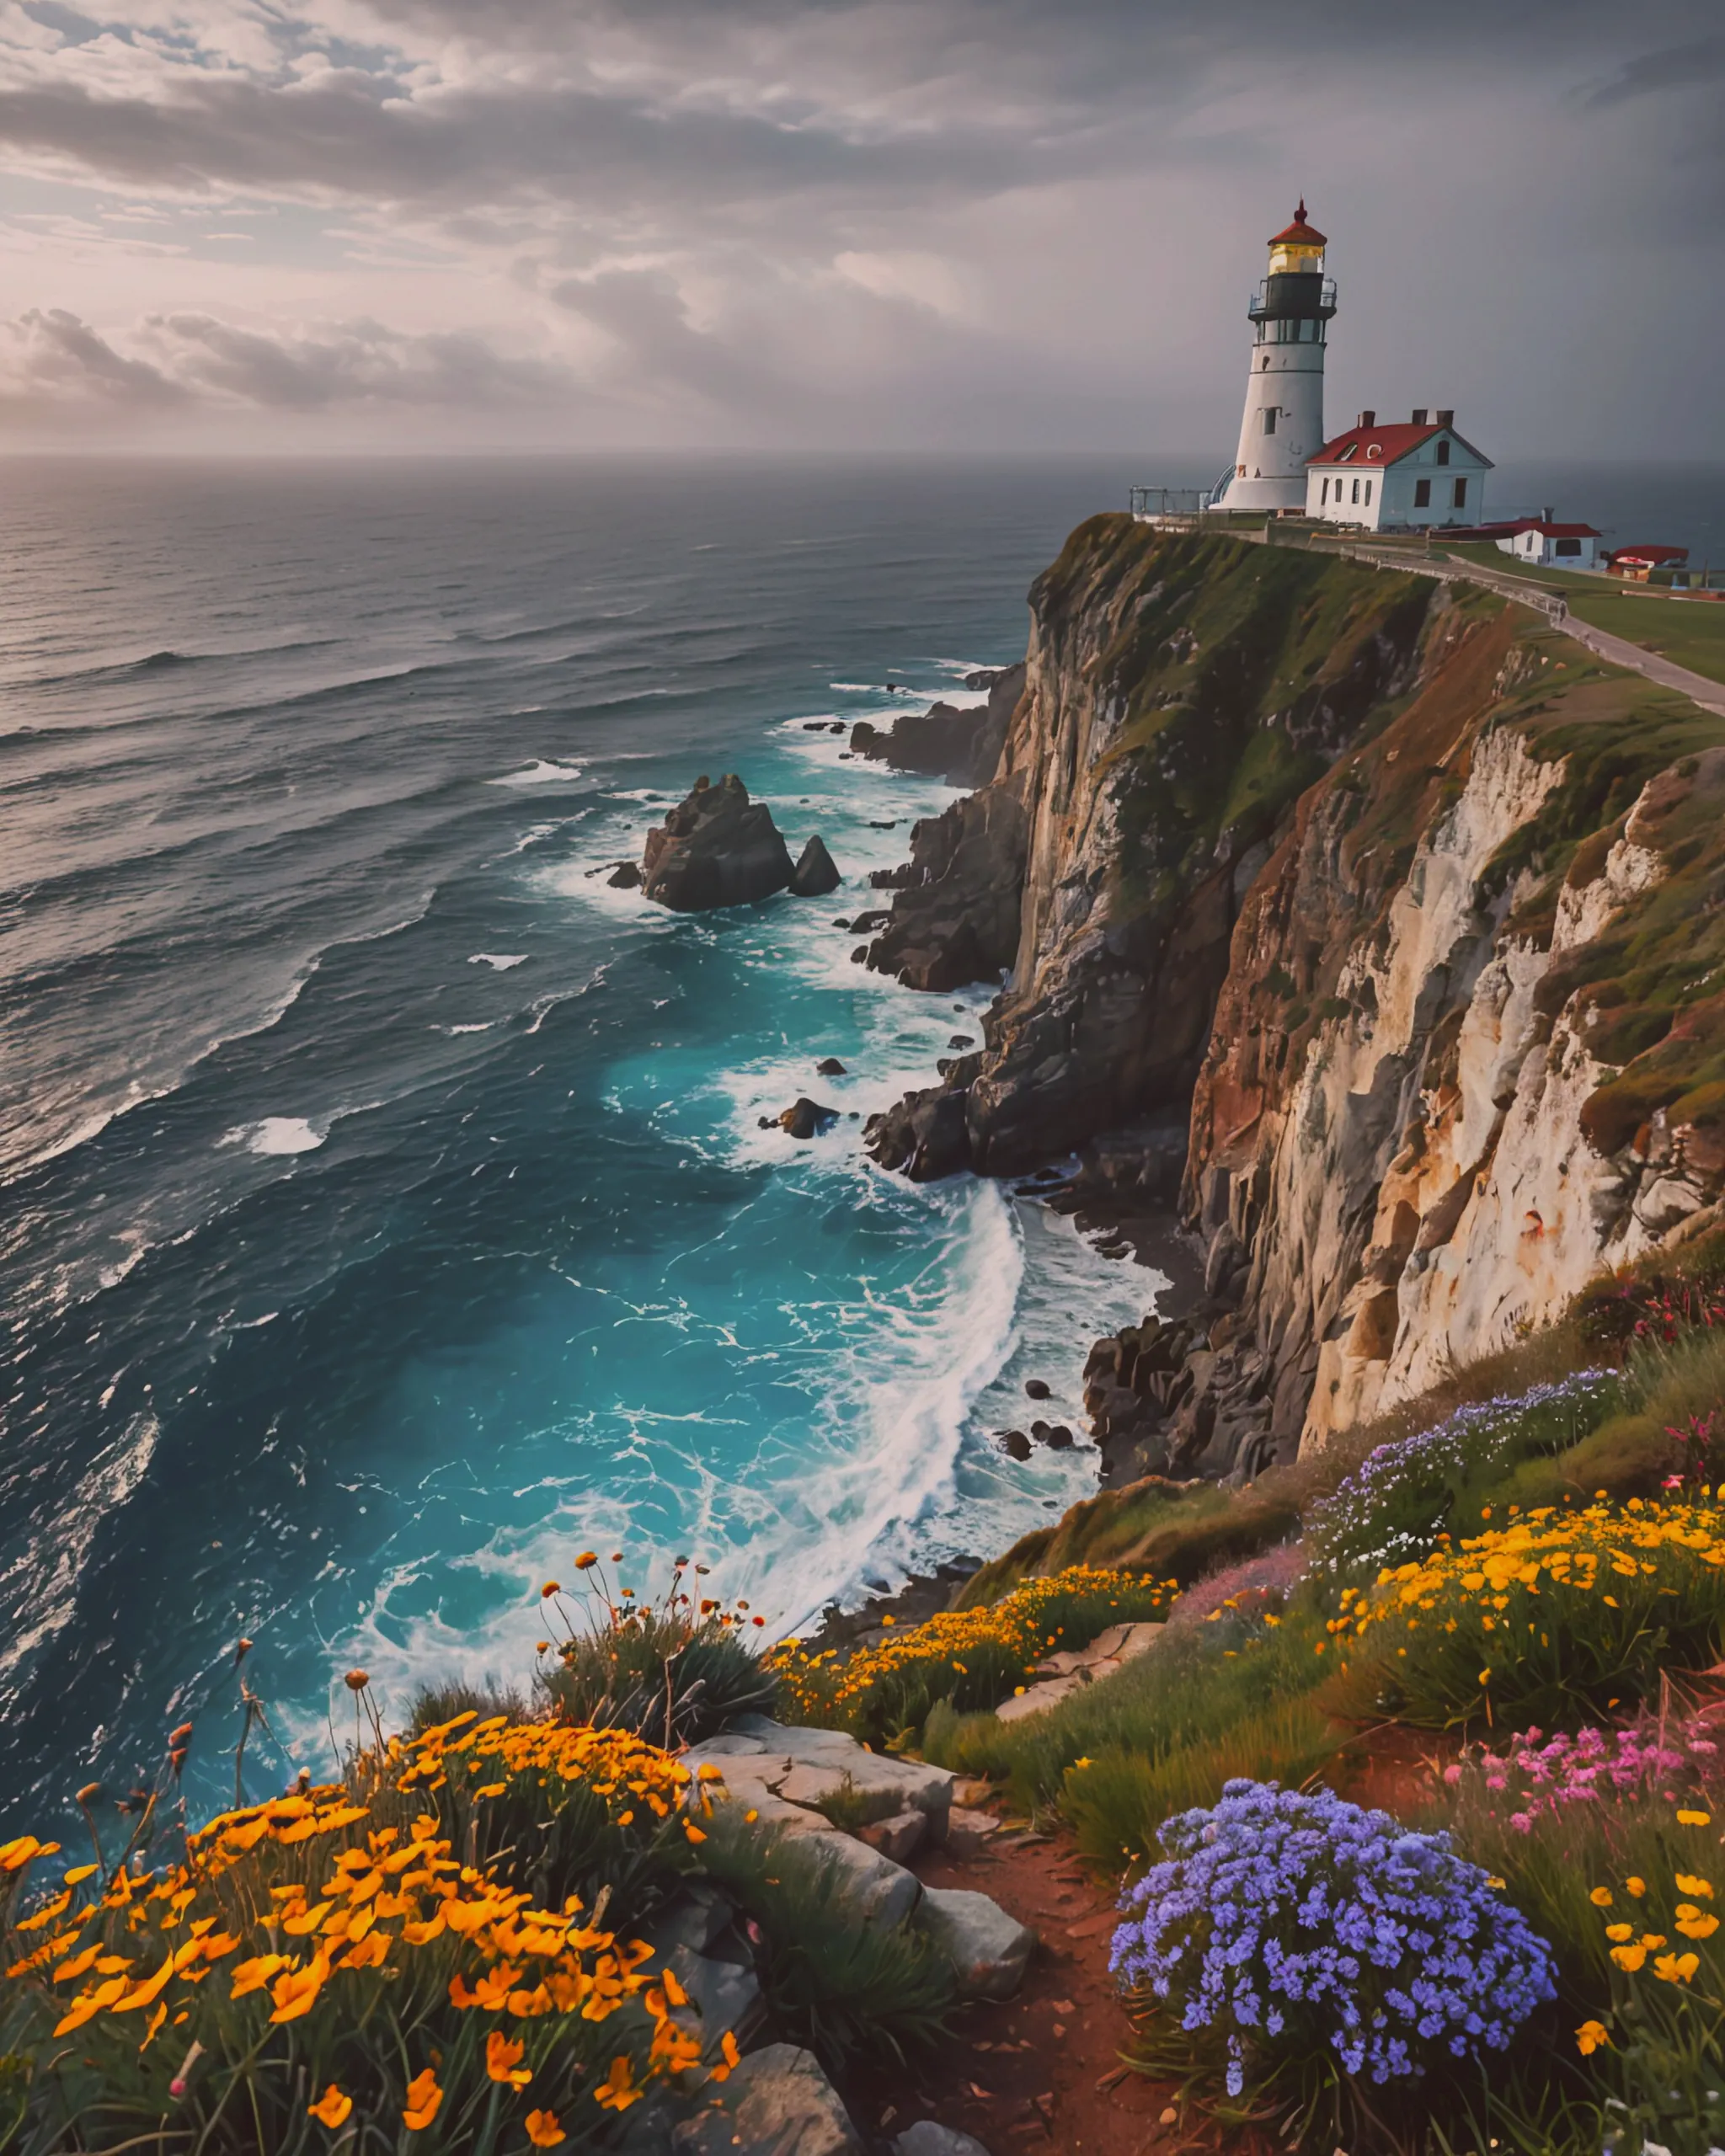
[
  {"left": 1110, "top": 1780, "right": 1557, "bottom": 2095},
  {"left": 1310, "top": 1371, "right": 1615, "bottom": 1580},
  {"left": 1446, "top": 1716, "right": 1721, "bottom": 1832}
]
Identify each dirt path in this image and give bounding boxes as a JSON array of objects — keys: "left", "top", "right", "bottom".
[{"left": 852, "top": 1813, "right": 1249, "bottom": 2155}]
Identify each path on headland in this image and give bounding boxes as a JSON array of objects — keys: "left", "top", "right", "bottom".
[{"left": 1240, "top": 523, "right": 1725, "bottom": 718}]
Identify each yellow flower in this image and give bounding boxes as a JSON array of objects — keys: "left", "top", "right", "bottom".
[
  {"left": 574, "top": 1552, "right": 598, "bottom": 1571},
  {"left": 1605, "top": 1924, "right": 1633, "bottom": 1943},
  {"left": 1675, "top": 1909, "right": 1719, "bottom": 1940},
  {"left": 308, "top": 2085, "right": 353, "bottom": 2128},
  {"left": 525, "top": 2110, "right": 567, "bottom": 2148},
  {"left": 403, "top": 2068, "right": 442, "bottom": 2131},
  {"left": 1589, "top": 1887, "right": 1614, "bottom": 1907},
  {"left": 1677, "top": 1809, "right": 1712, "bottom": 1828},
  {"left": 270, "top": 1951, "right": 332, "bottom": 2024},
  {"left": 540, "top": 1582, "right": 561, "bottom": 1598},
  {"left": 1675, "top": 1873, "right": 1714, "bottom": 1898},
  {"left": 594, "top": 2054, "right": 642, "bottom": 2111},
  {"left": 486, "top": 2030, "right": 531, "bottom": 2087},
  {"left": 1653, "top": 1951, "right": 1701, "bottom": 1985},
  {"left": 1575, "top": 2019, "right": 1610, "bottom": 2057},
  {"left": 1610, "top": 1944, "right": 1648, "bottom": 1972},
  {"left": 1626, "top": 1877, "right": 1647, "bottom": 1897}
]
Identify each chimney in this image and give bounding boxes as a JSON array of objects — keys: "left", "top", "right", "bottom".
[
  {"left": 1543, "top": 505, "right": 1554, "bottom": 524},
  {"left": 1411, "top": 407, "right": 1429, "bottom": 424},
  {"left": 1435, "top": 408, "right": 1454, "bottom": 427},
  {"left": 1357, "top": 408, "right": 1375, "bottom": 428}
]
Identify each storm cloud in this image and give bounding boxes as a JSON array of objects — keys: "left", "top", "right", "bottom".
[{"left": 0, "top": 0, "right": 1718, "bottom": 452}]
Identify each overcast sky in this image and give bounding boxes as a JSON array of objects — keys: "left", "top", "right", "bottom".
[{"left": 1, "top": 0, "right": 1720, "bottom": 456}]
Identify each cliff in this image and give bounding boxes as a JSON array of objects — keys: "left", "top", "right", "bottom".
[{"left": 867, "top": 516, "right": 1725, "bottom": 1474}]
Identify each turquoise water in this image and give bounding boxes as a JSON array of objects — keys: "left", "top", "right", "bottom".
[{"left": 0, "top": 456, "right": 1169, "bottom": 1817}]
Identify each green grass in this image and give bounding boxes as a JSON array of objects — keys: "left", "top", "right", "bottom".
[{"left": 1436, "top": 542, "right": 1725, "bottom": 685}]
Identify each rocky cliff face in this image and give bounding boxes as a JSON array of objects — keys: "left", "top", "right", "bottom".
[{"left": 867, "top": 515, "right": 1725, "bottom": 1476}]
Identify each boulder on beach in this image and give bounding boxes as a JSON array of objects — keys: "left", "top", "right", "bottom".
[
  {"left": 814, "top": 1057, "right": 847, "bottom": 1076},
  {"left": 640, "top": 774, "right": 794, "bottom": 911},
  {"left": 788, "top": 834, "right": 842, "bottom": 897},
  {"left": 779, "top": 1098, "right": 840, "bottom": 1140}
]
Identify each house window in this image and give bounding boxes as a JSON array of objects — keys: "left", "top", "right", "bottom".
[
  {"left": 1555, "top": 538, "right": 1582, "bottom": 558},
  {"left": 1365, "top": 481, "right": 1373, "bottom": 504},
  {"left": 1436, "top": 438, "right": 1451, "bottom": 466},
  {"left": 1452, "top": 478, "right": 1467, "bottom": 508},
  {"left": 1351, "top": 477, "right": 1360, "bottom": 503},
  {"left": 1320, "top": 478, "right": 1330, "bottom": 504},
  {"left": 1414, "top": 479, "right": 1432, "bottom": 508},
  {"left": 1263, "top": 408, "right": 1277, "bottom": 435}
]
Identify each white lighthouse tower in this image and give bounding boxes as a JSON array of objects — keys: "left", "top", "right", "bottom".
[{"left": 1210, "top": 202, "right": 1335, "bottom": 515}]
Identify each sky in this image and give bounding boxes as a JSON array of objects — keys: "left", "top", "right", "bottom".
[{"left": 0, "top": 0, "right": 1720, "bottom": 456}]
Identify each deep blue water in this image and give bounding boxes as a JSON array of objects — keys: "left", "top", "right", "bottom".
[
  {"left": 0, "top": 456, "right": 1182, "bottom": 1822},
  {"left": 3, "top": 452, "right": 1715, "bottom": 1828}
]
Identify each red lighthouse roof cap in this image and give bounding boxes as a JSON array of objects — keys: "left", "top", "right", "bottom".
[{"left": 1270, "top": 198, "right": 1326, "bottom": 246}]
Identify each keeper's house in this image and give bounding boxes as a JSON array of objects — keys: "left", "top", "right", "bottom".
[{"left": 1305, "top": 408, "right": 1493, "bottom": 531}]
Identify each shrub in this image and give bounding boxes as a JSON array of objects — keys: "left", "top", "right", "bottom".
[
  {"left": 1329, "top": 1496, "right": 1725, "bottom": 1734},
  {"left": 1579, "top": 1820, "right": 1725, "bottom": 2153},
  {"left": 694, "top": 1813, "right": 952, "bottom": 2080},
  {"left": 536, "top": 1556, "right": 777, "bottom": 1747},
  {"left": 1063, "top": 1698, "right": 1345, "bottom": 1875},
  {"left": 0, "top": 1713, "right": 718, "bottom": 2154},
  {"left": 1110, "top": 1781, "right": 1557, "bottom": 2145},
  {"left": 922, "top": 1601, "right": 1331, "bottom": 1819},
  {"left": 1307, "top": 1370, "right": 1620, "bottom": 1584},
  {"left": 770, "top": 1565, "right": 1178, "bottom": 1745}
]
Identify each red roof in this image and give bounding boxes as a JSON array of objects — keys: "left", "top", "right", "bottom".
[
  {"left": 1269, "top": 198, "right": 1326, "bottom": 247},
  {"left": 1610, "top": 544, "right": 1688, "bottom": 565},
  {"left": 1307, "top": 422, "right": 1439, "bottom": 467},
  {"left": 1307, "top": 419, "right": 1494, "bottom": 470},
  {"left": 1506, "top": 520, "right": 1602, "bottom": 539}
]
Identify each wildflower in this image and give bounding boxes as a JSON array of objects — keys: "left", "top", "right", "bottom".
[
  {"left": 1675, "top": 1872, "right": 1714, "bottom": 1897},
  {"left": 308, "top": 2085, "right": 353, "bottom": 2128},
  {"left": 711, "top": 2030, "right": 742, "bottom": 2083},
  {"left": 1590, "top": 1887, "right": 1614, "bottom": 1906},
  {"left": 1653, "top": 1951, "right": 1700, "bottom": 1984},
  {"left": 1674, "top": 1907, "right": 1719, "bottom": 1940},
  {"left": 403, "top": 2068, "right": 443, "bottom": 2131},
  {"left": 1626, "top": 1877, "right": 1647, "bottom": 1897},
  {"left": 574, "top": 1552, "right": 598, "bottom": 1571},
  {"left": 486, "top": 2030, "right": 531, "bottom": 2087},
  {"left": 1677, "top": 1808, "right": 1712, "bottom": 1826},
  {"left": 1575, "top": 2019, "right": 1610, "bottom": 2056},
  {"left": 525, "top": 2110, "right": 567, "bottom": 2147},
  {"left": 541, "top": 1582, "right": 560, "bottom": 1598},
  {"left": 594, "top": 2054, "right": 642, "bottom": 2111},
  {"left": 344, "top": 1669, "right": 370, "bottom": 1692}
]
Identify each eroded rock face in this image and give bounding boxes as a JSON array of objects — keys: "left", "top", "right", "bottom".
[
  {"left": 865, "top": 521, "right": 1436, "bottom": 1176},
  {"left": 642, "top": 775, "right": 794, "bottom": 910}
]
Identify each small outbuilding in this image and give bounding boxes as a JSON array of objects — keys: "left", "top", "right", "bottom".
[
  {"left": 1305, "top": 408, "right": 1493, "bottom": 531},
  {"left": 1494, "top": 519, "right": 1604, "bottom": 569},
  {"left": 1607, "top": 545, "right": 1689, "bottom": 581}
]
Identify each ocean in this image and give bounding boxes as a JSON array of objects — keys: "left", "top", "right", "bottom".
[{"left": 3, "top": 452, "right": 1717, "bottom": 1825}]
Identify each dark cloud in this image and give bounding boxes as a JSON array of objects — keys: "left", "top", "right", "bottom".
[
  {"left": 3, "top": 307, "right": 184, "bottom": 404},
  {"left": 1583, "top": 36, "right": 1725, "bottom": 108}
]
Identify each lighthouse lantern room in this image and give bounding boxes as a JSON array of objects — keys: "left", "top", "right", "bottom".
[{"left": 1210, "top": 202, "right": 1335, "bottom": 515}]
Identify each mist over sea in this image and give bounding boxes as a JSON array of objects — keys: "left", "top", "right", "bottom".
[{"left": 2, "top": 453, "right": 1717, "bottom": 1822}]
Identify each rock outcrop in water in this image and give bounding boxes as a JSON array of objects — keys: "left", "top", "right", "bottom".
[
  {"left": 788, "top": 835, "right": 841, "bottom": 897},
  {"left": 849, "top": 664, "right": 1025, "bottom": 788},
  {"left": 641, "top": 776, "right": 795, "bottom": 910},
  {"left": 863, "top": 515, "right": 1725, "bottom": 1480}
]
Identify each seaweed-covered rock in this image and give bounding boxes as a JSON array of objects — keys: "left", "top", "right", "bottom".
[{"left": 641, "top": 775, "right": 793, "bottom": 910}]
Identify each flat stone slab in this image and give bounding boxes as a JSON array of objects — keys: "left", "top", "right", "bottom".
[
  {"left": 856, "top": 1808, "right": 927, "bottom": 1863},
  {"left": 994, "top": 1673, "right": 1087, "bottom": 1724},
  {"left": 671, "top": 2043, "right": 863, "bottom": 2156},
  {"left": 690, "top": 1721, "right": 954, "bottom": 1833},
  {"left": 895, "top": 2126, "right": 996, "bottom": 2156},
  {"left": 917, "top": 1886, "right": 1034, "bottom": 1999},
  {"left": 776, "top": 1753, "right": 953, "bottom": 1822}
]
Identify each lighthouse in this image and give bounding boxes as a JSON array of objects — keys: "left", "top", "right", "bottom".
[{"left": 1210, "top": 202, "right": 1335, "bottom": 514}]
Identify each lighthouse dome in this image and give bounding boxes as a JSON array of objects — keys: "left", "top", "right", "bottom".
[{"left": 1269, "top": 200, "right": 1327, "bottom": 248}]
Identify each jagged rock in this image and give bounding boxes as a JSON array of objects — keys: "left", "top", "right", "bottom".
[
  {"left": 862, "top": 782, "right": 1028, "bottom": 994},
  {"left": 864, "top": 1086, "right": 970, "bottom": 1181},
  {"left": 789, "top": 835, "right": 842, "bottom": 897},
  {"left": 857, "top": 1808, "right": 928, "bottom": 1863},
  {"left": 945, "top": 1806, "right": 1002, "bottom": 1854},
  {"left": 669, "top": 1945, "right": 763, "bottom": 2057},
  {"left": 778, "top": 1099, "right": 840, "bottom": 1140},
  {"left": 896, "top": 2123, "right": 995, "bottom": 2156},
  {"left": 670, "top": 2043, "right": 863, "bottom": 2156},
  {"left": 641, "top": 775, "right": 793, "bottom": 910},
  {"left": 848, "top": 664, "right": 1023, "bottom": 787},
  {"left": 814, "top": 1057, "right": 847, "bottom": 1076},
  {"left": 916, "top": 1886, "right": 1034, "bottom": 1999},
  {"left": 846, "top": 910, "right": 889, "bottom": 934},
  {"left": 606, "top": 860, "right": 643, "bottom": 889}
]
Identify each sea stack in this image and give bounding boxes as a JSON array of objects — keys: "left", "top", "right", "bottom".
[
  {"left": 788, "top": 835, "right": 841, "bottom": 896},
  {"left": 640, "top": 774, "right": 794, "bottom": 910}
]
